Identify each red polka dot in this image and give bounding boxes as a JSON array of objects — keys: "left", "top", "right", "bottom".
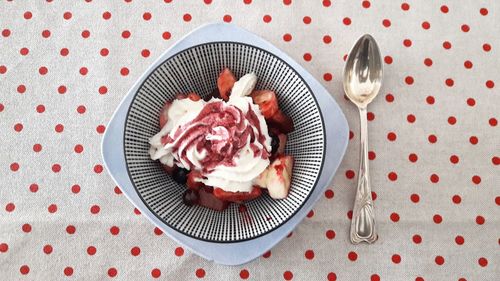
[
  {"left": 162, "top": 31, "right": 171, "bottom": 40},
  {"left": 63, "top": 11, "right": 72, "bottom": 20},
  {"left": 0, "top": 65, "right": 6, "bottom": 74},
  {"left": 74, "top": 144, "right": 84, "bottom": 153},
  {"left": 349, "top": 130, "right": 354, "bottom": 139},
  {"left": 410, "top": 194, "right": 420, "bottom": 203},
  {"left": 94, "top": 164, "right": 103, "bottom": 174},
  {"left": 435, "top": 256, "right": 445, "bottom": 265},
  {"left": 81, "top": 30, "right": 90, "bottom": 38},
  {"left": 283, "top": 33, "right": 292, "bottom": 42},
  {"left": 348, "top": 251, "right": 358, "bottom": 261},
  {"left": 323, "top": 73, "right": 333, "bottom": 81},
  {"left": 381, "top": 19, "right": 391, "bottom": 28},
  {"left": 24, "top": 11, "right": 33, "bottom": 19},
  {"left": 408, "top": 153, "right": 418, "bottom": 163},
  {"left": 283, "top": 271, "right": 293, "bottom": 280},
  {"left": 52, "top": 164, "right": 61, "bottom": 173},
  {"left": 263, "top": 15, "right": 272, "bottom": 23},
  {"left": 478, "top": 257, "right": 488, "bottom": 267},
  {"left": 472, "top": 175, "right": 481, "bottom": 184},
  {"left": 20, "top": 47, "right": 29, "bottom": 56},
  {"left": 384, "top": 56, "right": 393, "bottom": 64},
  {"left": 36, "top": 104, "right": 45, "bottom": 113},
  {"left": 120, "top": 67, "right": 129, "bottom": 76},
  {"left": 347, "top": 210, "right": 352, "bottom": 219},
  {"left": 476, "top": 215, "right": 485, "bottom": 225},
  {"left": 485, "top": 80, "right": 494, "bottom": 88},
  {"left": 87, "top": 246, "right": 96, "bottom": 255},
  {"left": 223, "top": 14, "right": 232, "bottom": 23},
  {"left": 433, "top": 214, "right": 443, "bottom": 224},
  {"left": 183, "top": 13, "right": 192, "bottom": 22},
  {"left": 480, "top": 8, "right": 488, "bottom": 15},
  {"left": 5, "top": 203, "right": 15, "bottom": 212},
  {"left": 370, "top": 274, "right": 380, "bottom": 281},
  {"left": 469, "top": 136, "right": 478, "bottom": 145},
  {"left": 303, "top": 16, "right": 311, "bottom": 24},
  {"left": 243, "top": 0, "right": 252, "bottom": 4},
  {"left": 174, "top": 246, "right": 184, "bottom": 256},
  {"left": 121, "top": 30, "right": 130, "bottom": 39},
  {"left": 368, "top": 151, "right": 376, "bottom": 160},
  {"left": 440, "top": 5, "right": 449, "bottom": 13},
  {"left": 428, "top": 134, "right": 437, "bottom": 143},
  {"left": 450, "top": 155, "right": 459, "bottom": 164},
  {"left": 445, "top": 78, "right": 454, "bottom": 87},
  {"left": 39, "top": 66, "right": 49, "bottom": 75},
  {"left": 443, "top": 41, "right": 452, "bottom": 49},
  {"left": 392, "top": 254, "right": 401, "bottom": 264},
  {"left": 79, "top": 67, "right": 88, "bottom": 75},
  {"left": 60, "top": 48, "right": 69, "bottom": 56},
  {"left": 483, "top": 43, "right": 491, "bottom": 52},
  {"left": 66, "top": 225, "right": 76, "bottom": 234},
  {"left": 385, "top": 94, "right": 394, "bottom": 102},
  {"left": 2, "top": 29, "right": 11, "bottom": 37},
  {"left": 403, "top": 39, "right": 412, "bottom": 47},
  {"left": 412, "top": 234, "right": 422, "bottom": 244},
  {"left": 133, "top": 208, "right": 141, "bottom": 215},
  {"left": 14, "top": 123, "right": 23, "bottom": 132},
  {"left": 58, "top": 85, "right": 67, "bottom": 94},
  {"left": 143, "top": 12, "right": 152, "bottom": 21},
  {"left": 367, "top": 112, "right": 375, "bottom": 121},
  {"left": 388, "top": 172, "right": 398, "bottom": 181},
  {"left": 345, "top": 170, "right": 355, "bottom": 179},
  {"left": 452, "top": 195, "right": 462, "bottom": 204},
  {"left": 464, "top": 60, "right": 473, "bottom": 69},
  {"left": 30, "top": 183, "right": 39, "bottom": 193},
  {"left": 322, "top": 0, "right": 330, "bottom": 7},
  {"left": 114, "top": 186, "right": 122, "bottom": 195},
  {"left": 489, "top": 118, "right": 497, "bottom": 126},
  {"left": 10, "top": 162, "right": 20, "bottom": 171},
  {"left": 131, "top": 246, "right": 141, "bottom": 256},
  {"left": 447, "top": 116, "right": 457, "bottom": 125},
  {"left": 362, "top": 1, "right": 370, "bottom": 8},
  {"left": 461, "top": 24, "right": 470, "bottom": 32},
  {"left": 22, "top": 223, "right": 32, "bottom": 233},
  {"left": 98, "top": 86, "right": 108, "bottom": 95},
  {"left": 426, "top": 96, "right": 435, "bottom": 105},
  {"left": 108, "top": 268, "right": 117, "bottom": 277},
  {"left": 17, "top": 85, "right": 26, "bottom": 94},
  {"left": 387, "top": 132, "right": 397, "bottom": 141},
  {"left": 100, "top": 48, "right": 109, "bottom": 56},
  {"left": 455, "top": 235, "right": 464, "bottom": 245},
  {"left": 42, "top": 29, "right": 51, "bottom": 38},
  {"left": 430, "top": 174, "right": 439, "bottom": 183},
  {"left": 71, "top": 184, "right": 80, "bottom": 194},
  {"left": 151, "top": 268, "right": 161, "bottom": 278},
  {"left": 371, "top": 191, "right": 377, "bottom": 201},
  {"left": 325, "top": 189, "right": 334, "bottom": 199},
  {"left": 304, "top": 250, "right": 315, "bottom": 260},
  {"left": 343, "top": 17, "right": 351, "bottom": 25},
  {"left": 421, "top": 21, "right": 431, "bottom": 29},
  {"left": 390, "top": 213, "right": 400, "bottom": 222},
  {"left": 48, "top": 204, "right": 57, "bottom": 213},
  {"left": 422, "top": 58, "right": 432, "bottom": 67},
  {"left": 20, "top": 265, "right": 30, "bottom": 275},
  {"left": 77, "top": 105, "right": 86, "bottom": 114},
  {"left": 90, "top": 205, "right": 100, "bottom": 214},
  {"left": 63, "top": 267, "right": 73, "bottom": 276},
  {"left": 493, "top": 156, "right": 500, "bottom": 165},
  {"left": 0, "top": 243, "right": 9, "bottom": 253},
  {"left": 195, "top": 268, "right": 205, "bottom": 278},
  {"left": 405, "top": 76, "right": 414, "bottom": 85},
  {"left": 326, "top": 229, "right": 336, "bottom": 240},
  {"left": 103, "top": 11, "right": 111, "bottom": 20},
  {"left": 110, "top": 226, "right": 120, "bottom": 235},
  {"left": 328, "top": 272, "right": 337, "bottom": 281},
  {"left": 303, "top": 53, "right": 312, "bottom": 61},
  {"left": 263, "top": 250, "right": 271, "bottom": 258}
]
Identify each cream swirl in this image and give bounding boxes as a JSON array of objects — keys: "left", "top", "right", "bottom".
[{"left": 149, "top": 94, "right": 271, "bottom": 193}]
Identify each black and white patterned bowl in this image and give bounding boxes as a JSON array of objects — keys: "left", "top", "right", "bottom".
[{"left": 103, "top": 23, "right": 348, "bottom": 265}]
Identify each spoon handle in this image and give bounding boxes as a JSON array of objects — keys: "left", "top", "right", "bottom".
[{"left": 350, "top": 107, "right": 378, "bottom": 244}]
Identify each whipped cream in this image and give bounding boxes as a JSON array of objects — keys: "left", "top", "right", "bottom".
[{"left": 149, "top": 74, "right": 271, "bottom": 193}]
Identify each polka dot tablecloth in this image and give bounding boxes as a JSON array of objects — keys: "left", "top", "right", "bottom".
[{"left": 1, "top": 0, "right": 498, "bottom": 280}]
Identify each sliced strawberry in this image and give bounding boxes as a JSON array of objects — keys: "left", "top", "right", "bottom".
[
  {"left": 217, "top": 68, "right": 236, "bottom": 101},
  {"left": 187, "top": 170, "right": 205, "bottom": 190},
  {"left": 277, "top": 134, "right": 287, "bottom": 154},
  {"left": 187, "top": 92, "right": 201, "bottom": 101},
  {"left": 198, "top": 188, "right": 229, "bottom": 211},
  {"left": 162, "top": 164, "right": 177, "bottom": 175},
  {"left": 268, "top": 110, "right": 294, "bottom": 134},
  {"left": 159, "top": 101, "right": 172, "bottom": 128},
  {"left": 266, "top": 155, "right": 294, "bottom": 199},
  {"left": 251, "top": 90, "right": 279, "bottom": 118},
  {"left": 213, "top": 186, "right": 262, "bottom": 203},
  {"left": 254, "top": 168, "right": 268, "bottom": 188}
]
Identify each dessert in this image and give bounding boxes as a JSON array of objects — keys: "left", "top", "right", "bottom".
[{"left": 149, "top": 68, "right": 295, "bottom": 211}]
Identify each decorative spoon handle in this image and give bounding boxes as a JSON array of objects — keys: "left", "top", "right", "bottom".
[{"left": 350, "top": 107, "right": 378, "bottom": 244}]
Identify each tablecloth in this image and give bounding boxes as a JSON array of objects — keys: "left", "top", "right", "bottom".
[{"left": 1, "top": 0, "right": 498, "bottom": 280}]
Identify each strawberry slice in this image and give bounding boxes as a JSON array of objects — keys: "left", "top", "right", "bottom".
[
  {"left": 266, "top": 155, "right": 294, "bottom": 199},
  {"left": 213, "top": 186, "right": 262, "bottom": 203},
  {"left": 268, "top": 110, "right": 294, "bottom": 134},
  {"left": 187, "top": 170, "right": 205, "bottom": 190},
  {"left": 198, "top": 188, "right": 229, "bottom": 211},
  {"left": 277, "top": 134, "right": 287, "bottom": 154},
  {"left": 251, "top": 90, "right": 279, "bottom": 119},
  {"left": 187, "top": 92, "right": 201, "bottom": 101},
  {"left": 159, "top": 101, "right": 172, "bottom": 128},
  {"left": 217, "top": 68, "right": 236, "bottom": 101}
]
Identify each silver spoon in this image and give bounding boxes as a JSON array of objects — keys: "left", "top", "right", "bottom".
[{"left": 343, "top": 34, "right": 383, "bottom": 244}]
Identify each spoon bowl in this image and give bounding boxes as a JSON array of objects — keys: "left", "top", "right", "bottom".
[{"left": 343, "top": 34, "right": 383, "bottom": 107}]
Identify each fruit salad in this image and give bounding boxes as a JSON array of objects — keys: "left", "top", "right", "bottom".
[{"left": 149, "top": 68, "right": 295, "bottom": 211}]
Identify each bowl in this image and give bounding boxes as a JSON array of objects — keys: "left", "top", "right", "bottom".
[{"left": 102, "top": 23, "right": 348, "bottom": 265}]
